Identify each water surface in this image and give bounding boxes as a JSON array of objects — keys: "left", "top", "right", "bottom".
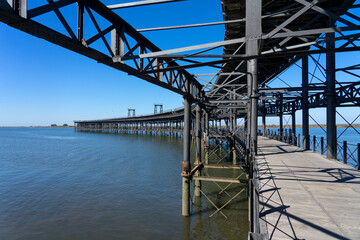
[{"left": 0, "top": 128, "right": 248, "bottom": 240}]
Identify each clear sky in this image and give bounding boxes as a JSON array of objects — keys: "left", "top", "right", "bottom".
[{"left": 0, "top": 0, "right": 359, "bottom": 126}]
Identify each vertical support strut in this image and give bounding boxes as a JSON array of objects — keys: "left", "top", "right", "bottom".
[
  {"left": 302, "top": 56, "right": 310, "bottom": 150},
  {"left": 194, "top": 104, "right": 202, "bottom": 198},
  {"left": 279, "top": 93, "right": 283, "bottom": 141},
  {"left": 77, "top": 0, "right": 84, "bottom": 42},
  {"left": 181, "top": 94, "right": 191, "bottom": 217},
  {"left": 111, "top": 26, "right": 125, "bottom": 62},
  {"left": 262, "top": 98, "right": 266, "bottom": 136},
  {"left": 204, "top": 111, "right": 209, "bottom": 164},
  {"left": 326, "top": 24, "right": 337, "bottom": 160},
  {"left": 8, "top": 0, "right": 27, "bottom": 18},
  {"left": 291, "top": 102, "right": 296, "bottom": 145},
  {"left": 246, "top": 0, "right": 262, "bottom": 156}
]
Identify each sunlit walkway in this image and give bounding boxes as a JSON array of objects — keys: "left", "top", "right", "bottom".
[{"left": 257, "top": 137, "right": 360, "bottom": 240}]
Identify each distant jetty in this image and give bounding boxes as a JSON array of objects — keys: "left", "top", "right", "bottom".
[{"left": 263, "top": 124, "right": 360, "bottom": 128}]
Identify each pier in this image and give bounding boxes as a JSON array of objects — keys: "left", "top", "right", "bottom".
[
  {"left": 257, "top": 136, "right": 360, "bottom": 239},
  {"left": 1, "top": 0, "right": 360, "bottom": 239}
]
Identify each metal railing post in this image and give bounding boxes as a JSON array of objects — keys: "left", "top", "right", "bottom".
[
  {"left": 313, "top": 136, "right": 316, "bottom": 152},
  {"left": 358, "top": 143, "right": 360, "bottom": 170},
  {"left": 343, "top": 141, "right": 347, "bottom": 164}
]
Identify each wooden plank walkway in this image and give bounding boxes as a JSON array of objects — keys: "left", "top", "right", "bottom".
[{"left": 257, "top": 136, "right": 360, "bottom": 240}]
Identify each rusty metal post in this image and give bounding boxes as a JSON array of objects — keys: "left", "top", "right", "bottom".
[
  {"left": 321, "top": 137, "right": 324, "bottom": 155},
  {"left": 219, "top": 139, "right": 223, "bottom": 155},
  {"left": 313, "top": 136, "right": 316, "bottom": 152},
  {"left": 232, "top": 138, "right": 237, "bottom": 165},
  {"left": 204, "top": 111, "right": 209, "bottom": 165},
  {"left": 194, "top": 104, "right": 202, "bottom": 198},
  {"left": 181, "top": 95, "right": 191, "bottom": 217}
]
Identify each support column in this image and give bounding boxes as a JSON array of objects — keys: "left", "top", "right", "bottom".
[
  {"left": 204, "top": 111, "right": 210, "bottom": 164},
  {"left": 246, "top": 0, "right": 262, "bottom": 155},
  {"left": 292, "top": 103, "right": 296, "bottom": 146},
  {"left": 279, "top": 93, "right": 283, "bottom": 141},
  {"left": 326, "top": 27, "right": 337, "bottom": 160},
  {"left": 181, "top": 95, "right": 191, "bottom": 216},
  {"left": 194, "top": 104, "right": 202, "bottom": 197},
  {"left": 302, "top": 56, "right": 310, "bottom": 150},
  {"left": 292, "top": 102, "right": 296, "bottom": 136},
  {"left": 262, "top": 101, "right": 266, "bottom": 136}
]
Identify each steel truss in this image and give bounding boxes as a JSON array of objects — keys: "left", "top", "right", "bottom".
[
  {"left": 2, "top": 0, "right": 360, "bottom": 239},
  {"left": 262, "top": 81, "right": 360, "bottom": 116},
  {"left": 0, "top": 0, "right": 203, "bottom": 99}
]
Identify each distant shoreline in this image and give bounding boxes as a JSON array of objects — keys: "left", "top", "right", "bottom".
[{"left": 0, "top": 126, "right": 74, "bottom": 128}]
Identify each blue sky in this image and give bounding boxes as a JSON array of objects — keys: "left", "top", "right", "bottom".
[{"left": 0, "top": 0, "right": 359, "bottom": 126}]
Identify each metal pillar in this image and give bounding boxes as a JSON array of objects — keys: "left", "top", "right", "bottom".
[
  {"left": 291, "top": 102, "right": 296, "bottom": 136},
  {"left": 279, "top": 93, "right": 283, "bottom": 141},
  {"left": 181, "top": 95, "right": 191, "bottom": 217},
  {"left": 292, "top": 106, "right": 296, "bottom": 146},
  {"left": 302, "top": 56, "right": 310, "bottom": 150},
  {"left": 204, "top": 111, "right": 209, "bottom": 164},
  {"left": 246, "top": 0, "right": 262, "bottom": 155},
  {"left": 194, "top": 104, "right": 201, "bottom": 197},
  {"left": 326, "top": 27, "right": 337, "bottom": 160},
  {"left": 262, "top": 101, "right": 266, "bottom": 136},
  {"left": 234, "top": 115, "right": 237, "bottom": 130}
]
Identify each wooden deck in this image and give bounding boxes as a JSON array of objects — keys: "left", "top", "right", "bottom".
[{"left": 257, "top": 136, "right": 360, "bottom": 240}]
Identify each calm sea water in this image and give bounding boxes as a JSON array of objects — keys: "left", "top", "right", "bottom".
[{"left": 0, "top": 128, "right": 248, "bottom": 240}]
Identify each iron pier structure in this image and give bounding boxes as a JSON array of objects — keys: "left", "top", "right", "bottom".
[{"left": 1, "top": 0, "right": 360, "bottom": 239}]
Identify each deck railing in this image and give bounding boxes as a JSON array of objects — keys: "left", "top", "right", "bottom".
[
  {"left": 234, "top": 130, "right": 267, "bottom": 240},
  {"left": 260, "top": 129, "right": 360, "bottom": 170}
]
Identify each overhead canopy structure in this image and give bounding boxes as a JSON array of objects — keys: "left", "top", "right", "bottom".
[{"left": 215, "top": 0, "right": 356, "bottom": 97}]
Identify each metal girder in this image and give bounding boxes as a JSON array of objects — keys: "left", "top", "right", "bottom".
[
  {"left": 263, "top": 82, "right": 360, "bottom": 116},
  {"left": 132, "top": 26, "right": 360, "bottom": 61},
  {"left": 107, "top": 0, "right": 184, "bottom": 10},
  {"left": 259, "top": 86, "right": 326, "bottom": 93},
  {"left": 0, "top": 0, "right": 203, "bottom": 99}
]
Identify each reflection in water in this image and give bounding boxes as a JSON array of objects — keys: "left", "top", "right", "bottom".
[
  {"left": 182, "top": 142, "right": 249, "bottom": 240},
  {"left": 0, "top": 128, "right": 248, "bottom": 240},
  {"left": 182, "top": 217, "right": 191, "bottom": 240}
]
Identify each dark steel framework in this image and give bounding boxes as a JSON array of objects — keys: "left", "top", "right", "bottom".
[{"left": 1, "top": 0, "right": 360, "bottom": 238}]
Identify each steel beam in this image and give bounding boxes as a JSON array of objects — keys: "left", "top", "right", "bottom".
[
  {"left": 107, "top": 0, "right": 184, "bottom": 9},
  {"left": 181, "top": 91, "right": 191, "bottom": 216},
  {"left": 326, "top": 24, "right": 337, "bottom": 160},
  {"left": 204, "top": 111, "right": 209, "bottom": 164},
  {"left": 0, "top": 0, "right": 203, "bottom": 99},
  {"left": 302, "top": 56, "right": 310, "bottom": 150},
  {"left": 292, "top": 102, "right": 296, "bottom": 137},
  {"left": 262, "top": 101, "right": 266, "bottom": 137},
  {"left": 279, "top": 93, "right": 284, "bottom": 140},
  {"left": 246, "top": 0, "right": 262, "bottom": 156},
  {"left": 194, "top": 104, "right": 201, "bottom": 197}
]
